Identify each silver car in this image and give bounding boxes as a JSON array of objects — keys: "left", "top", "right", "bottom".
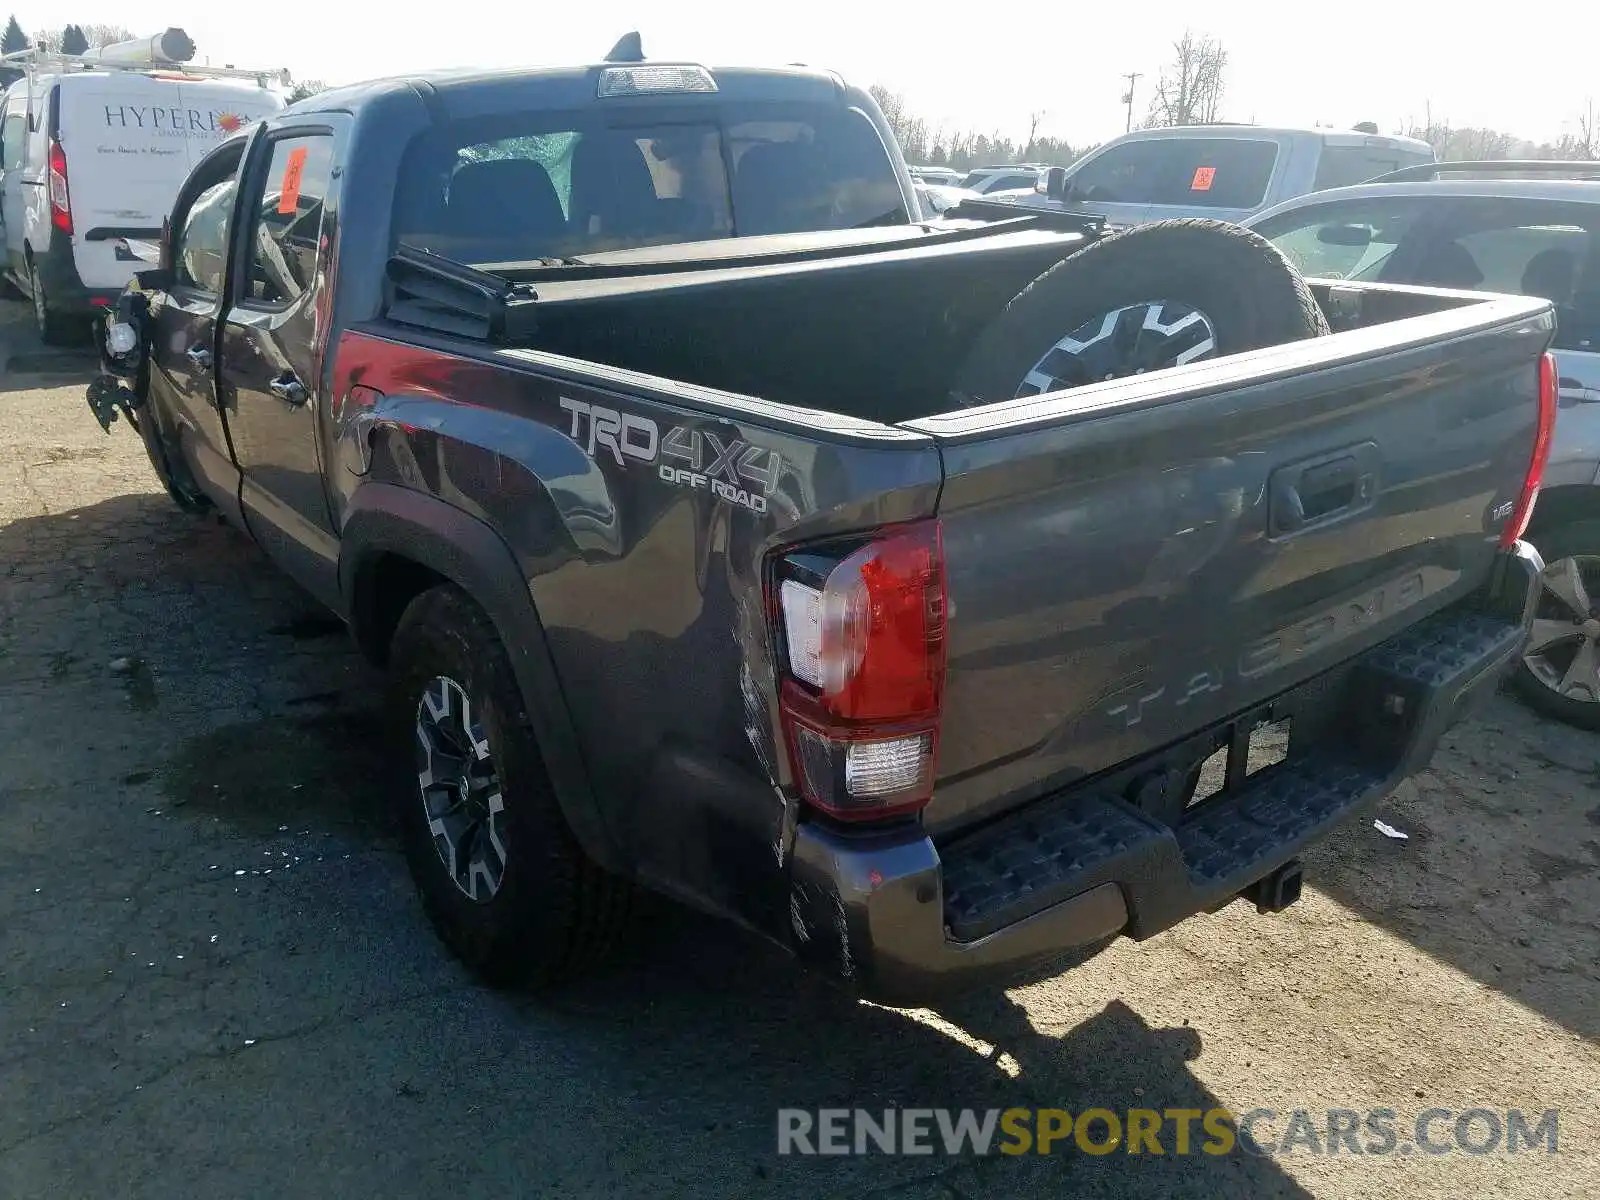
[{"left": 1248, "top": 163, "right": 1600, "bottom": 729}]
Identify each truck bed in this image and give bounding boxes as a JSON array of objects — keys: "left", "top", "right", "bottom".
[{"left": 353, "top": 263, "right": 1552, "bottom": 862}]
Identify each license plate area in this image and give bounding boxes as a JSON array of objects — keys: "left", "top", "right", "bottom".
[{"left": 1184, "top": 713, "right": 1293, "bottom": 810}]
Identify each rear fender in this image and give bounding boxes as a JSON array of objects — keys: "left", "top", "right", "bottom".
[{"left": 338, "top": 481, "right": 623, "bottom": 874}]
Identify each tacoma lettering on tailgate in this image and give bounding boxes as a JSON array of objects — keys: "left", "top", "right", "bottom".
[{"left": 1104, "top": 567, "right": 1450, "bottom": 728}]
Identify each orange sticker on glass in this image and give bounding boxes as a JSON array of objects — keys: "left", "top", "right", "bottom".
[
  {"left": 277, "top": 146, "right": 309, "bottom": 215},
  {"left": 1190, "top": 166, "right": 1216, "bottom": 191}
]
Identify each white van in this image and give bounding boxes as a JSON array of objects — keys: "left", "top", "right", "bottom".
[{"left": 0, "top": 40, "right": 285, "bottom": 342}]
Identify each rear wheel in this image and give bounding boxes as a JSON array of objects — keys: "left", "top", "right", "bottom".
[
  {"left": 1511, "top": 520, "right": 1600, "bottom": 731},
  {"left": 950, "top": 218, "right": 1330, "bottom": 406},
  {"left": 27, "top": 257, "right": 77, "bottom": 346},
  {"left": 388, "top": 584, "right": 631, "bottom": 986}
]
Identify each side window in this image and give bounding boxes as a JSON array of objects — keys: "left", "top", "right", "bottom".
[
  {"left": 1313, "top": 146, "right": 1431, "bottom": 191},
  {"left": 2, "top": 103, "right": 26, "bottom": 172},
  {"left": 1145, "top": 138, "right": 1279, "bottom": 209},
  {"left": 244, "top": 135, "right": 334, "bottom": 305},
  {"left": 1253, "top": 198, "right": 1433, "bottom": 282},
  {"left": 173, "top": 177, "right": 238, "bottom": 294},
  {"left": 1405, "top": 201, "right": 1600, "bottom": 307},
  {"left": 1454, "top": 224, "right": 1589, "bottom": 298},
  {"left": 1067, "top": 142, "right": 1169, "bottom": 205}
]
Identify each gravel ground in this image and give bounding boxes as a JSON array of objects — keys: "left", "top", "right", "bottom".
[{"left": 0, "top": 300, "right": 1595, "bottom": 1198}]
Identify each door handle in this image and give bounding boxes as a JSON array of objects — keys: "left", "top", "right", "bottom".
[
  {"left": 185, "top": 345, "right": 212, "bottom": 368},
  {"left": 269, "top": 374, "right": 308, "bottom": 406}
]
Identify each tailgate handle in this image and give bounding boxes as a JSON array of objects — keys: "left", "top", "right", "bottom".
[{"left": 1270, "top": 443, "right": 1379, "bottom": 536}]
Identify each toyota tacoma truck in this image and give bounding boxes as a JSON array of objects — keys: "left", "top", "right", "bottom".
[{"left": 85, "top": 46, "right": 1553, "bottom": 1003}]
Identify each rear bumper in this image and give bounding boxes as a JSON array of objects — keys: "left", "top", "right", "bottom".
[{"left": 787, "top": 541, "right": 1543, "bottom": 1003}]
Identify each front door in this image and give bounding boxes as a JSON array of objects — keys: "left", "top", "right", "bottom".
[
  {"left": 216, "top": 127, "right": 341, "bottom": 606},
  {"left": 145, "top": 145, "right": 247, "bottom": 519}
]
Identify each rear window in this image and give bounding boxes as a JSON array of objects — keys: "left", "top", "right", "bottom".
[
  {"left": 392, "top": 104, "right": 907, "bottom": 266},
  {"left": 1313, "top": 145, "right": 1432, "bottom": 190},
  {"left": 1069, "top": 137, "right": 1279, "bottom": 209},
  {"left": 983, "top": 173, "right": 1038, "bottom": 193}
]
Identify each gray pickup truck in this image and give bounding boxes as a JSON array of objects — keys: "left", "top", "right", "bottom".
[{"left": 87, "top": 47, "right": 1552, "bottom": 1002}]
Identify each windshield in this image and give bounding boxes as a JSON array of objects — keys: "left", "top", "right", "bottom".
[{"left": 392, "top": 103, "right": 908, "bottom": 266}]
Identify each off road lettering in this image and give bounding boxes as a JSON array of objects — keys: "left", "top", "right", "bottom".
[{"left": 561, "top": 396, "right": 779, "bottom": 514}]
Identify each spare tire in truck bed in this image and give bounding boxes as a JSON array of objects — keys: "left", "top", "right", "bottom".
[{"left": 949, "top": 217, "right": 1331, "bottom": 407}]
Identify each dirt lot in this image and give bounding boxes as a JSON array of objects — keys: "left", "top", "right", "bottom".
[{"left": 0, "top": 299, "right": 1595, "bottom": 1199}]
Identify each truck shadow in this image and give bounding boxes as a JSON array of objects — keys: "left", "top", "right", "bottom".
[
  {"left": 541, "top": 909, "right": 1314, "bottom": 1196},
  {"left": 0, "top": 352, "right": 97, "bottom": 388}
]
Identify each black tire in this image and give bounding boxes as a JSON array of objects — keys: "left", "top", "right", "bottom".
[
  {"left": 1509, "top": 518, "right": 1600, "bottom": 731},
  {"left": 949, "top": 218, "right": 1331, "bottom": 407},
  {"left": 27, "top": 257, "right": 77, "bottom": 346},
  {"left": 388, "top": 584, "right": 631, "bottom": 986}
]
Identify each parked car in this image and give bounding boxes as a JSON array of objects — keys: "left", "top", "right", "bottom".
[
  {"left": 909, "top": 165, "right": 962, "bottom": 188},
  {"left": 913, "top": 181, "right": 980, "bottom": 218},
  {"left": 1246, "top": 160, "right": 1600, "bottom": 729},
  {"left": 0, "top": 29, "right": 285, "bottom": 342},
  {"left": 1038, "top": 126, "right": 1434, "bottom": 228},
  {"left": 85, "top": 46, "right": 1549, "bottom": 1002},
  {"left": 961, "top": 163, "right": 1046, "bottom": 194}
]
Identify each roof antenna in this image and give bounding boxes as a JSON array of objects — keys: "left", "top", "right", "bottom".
[{"left": 605, "top": 32, "right": 644, "bottom": 63}]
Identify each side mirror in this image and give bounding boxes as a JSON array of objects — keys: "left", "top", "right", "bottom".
[{"left": 1045, "top": 166, "right": 1068, "bottom": 201}]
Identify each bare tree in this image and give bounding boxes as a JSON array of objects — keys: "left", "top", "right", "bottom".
[
  {"left": 866, "top": 85, "right": 1086, "bottom": 171},
  {"left": 1574, "top": 98, "right": 1597, "bottom": 160},
  {"left": 79, "top": 23, "right": 135, "bottom": 48},
  {"left": 868, "top": 85, "right": 907, "bottom": 141},
  {"left": 1145, "top": 30, "right": 1228, "bottom": 127},
  {"left": 1024, "top": 110, "right": 1046, "bottom": 159}
]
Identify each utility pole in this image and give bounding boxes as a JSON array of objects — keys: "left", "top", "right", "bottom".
[{"left": 1121, "top": 72, "right": 1141, "bottom": 133}]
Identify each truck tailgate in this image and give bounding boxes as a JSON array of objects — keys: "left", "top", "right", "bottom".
[{"left": 904, "top": 292, "right": 1553, "bottom": 839}]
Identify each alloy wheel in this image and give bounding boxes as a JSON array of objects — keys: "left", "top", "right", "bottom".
[
  {"left": 414, "top": 675, "right": 507, "bottom": 902},
  {"left": 1522, "top": 556, "right": 1600, "bottom": 704},
  {"left": 1016, "top": 300, "right": 1219, "bottom": 397}
]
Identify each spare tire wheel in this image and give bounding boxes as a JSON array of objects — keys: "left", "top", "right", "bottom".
[{"left": 949, "top": 218, "right": 1331, "bottom": 407}]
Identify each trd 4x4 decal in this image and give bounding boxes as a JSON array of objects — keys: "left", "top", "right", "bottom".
[{"left": 560, "top": 397, "right": 781, "bottom": 514}]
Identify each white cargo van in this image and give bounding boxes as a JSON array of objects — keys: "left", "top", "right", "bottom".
[{"left": 0, "top": 32, "right": 285, "bottom": 342}]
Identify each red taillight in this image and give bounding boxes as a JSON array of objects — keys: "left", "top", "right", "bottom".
[
  {"left": 47, "top": 140, "right": 72, "bottom": 235},
  {"left": 1499, "top": 351, "right": 1558, "bottom": 548},
  {"left": 772, "top": 520, "right": 947, "bottom": 820}
]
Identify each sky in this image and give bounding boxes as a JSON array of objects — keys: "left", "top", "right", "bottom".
[{"left": 12, "top": 1, "right": 1598, "bottom": 148}]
